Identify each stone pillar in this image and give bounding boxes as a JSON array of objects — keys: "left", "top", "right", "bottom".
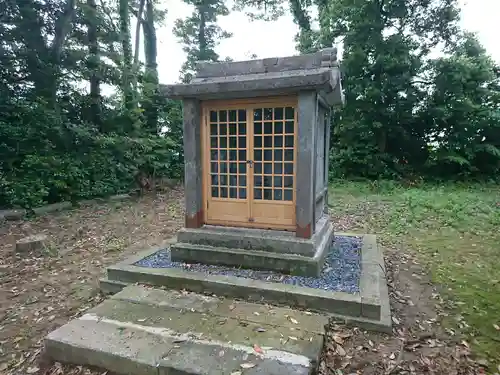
[
  {"left": 324, "top": 105, "right": 332, "bottom": 213},
  {"left": 295, "top": 91, "right": 316, "bottom": 238},
  {"left": 183, "top": 99, "right": 203, "bottom": 228}
]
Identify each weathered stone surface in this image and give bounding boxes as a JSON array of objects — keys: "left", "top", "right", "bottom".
[
  {"left": 171, "top": 217, "right": 334, "bottom": 276},
  {"left": 15, "top": 234, "right": 48, "bottom": 253},
  {"left": 109, "top": 194, "right": 132, "bottom": 201},
  {"left": 0, "top": 209, "right": 27, "bottom": 221},
  {"left": 177, "top": 215, "right": 331, "bottom": 257},
  {"left": 296, "top": 91, "right": 316, "bottom": 238},
  {"left": 171, "top": 243, "right": 322, "bottom": 277},
  {"left": 32, "top": 202, "right": 72, "bottom": 215},
  {"left": 99, "top": 278, "right": 128, "bottom": 295},
  {"left": 103, "top": 234, "right": 391, "bottom": 333},
  {"left": 195, "top": 48, "right": 338, "bottom": 79},
  {"left": 183, "top": 98, "right": 203, "bottom": 228},
  {"left": 160, "top": 68, "right": 339, "bottom": 100},
  {"left": 45, "top": 285, "right": 323, "bottom": 375}
]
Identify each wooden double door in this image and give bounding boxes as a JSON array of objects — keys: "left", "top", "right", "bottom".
[{"left": 202, "top": 97, "right": 297, "bottom": 230}]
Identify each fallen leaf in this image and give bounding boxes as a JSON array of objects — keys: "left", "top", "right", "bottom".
[
  {"left": 389, "top": 352, "right": 396, "bottom": 360},
  {"left": 368, "top": 340, "right": 374, "bottom": 347},
  {"left": 304, "top": 311, "right": 312, "bottom": 316},
  {"left": 289, "top": 317, "right": 299, "bottom": 324},
  {"left": 137, "top": 318, "right": 146, "bottom": 322},
  {"left": 240, "top": 363, "right": 256, "bottom": 369},
  {"left": 493, "top": 324, "right": 500, "bottom": 331},
  {"left": 218, "top": 350, "right": 225, "bottom": 357},
  {"left": 254, "top": 344, "right": 263, "bottom": 354},
  {"left": 336, "top": 344, "right": 346, "bottom": 356},
  {"left": 332, "top": 334, "right": 344, "bottom": 345},
  {"left": 461, "top": 340, "right": 469, "bottom": 348},
  {"left": 253, "top": 312, "right": 260, "bottom": 316},
  {"left": 26, "top": 367, "right": 39, "bottom": 374},
  {"left": 392, "top": 316, "right": 400, "bottom": 325},
  {"left": 231, "top": 372, "right": 242, "bottom": 375},
  {"left": 229, "top": 304, "right": 235, "bottom": 311},
  {"left": 288, "top": 336, "right": 298, "bottom": 341}
]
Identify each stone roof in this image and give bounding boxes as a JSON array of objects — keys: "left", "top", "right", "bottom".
[{"left": 159, "top": 47, "right": 344, "bottom": 105}]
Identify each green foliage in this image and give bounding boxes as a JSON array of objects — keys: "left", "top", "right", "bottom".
[
  {"left": 0, "top": 98, "right": 179, "bottom": 208},
  {"left": 329, "top": 180, "right": 500, "bottom": 359},
  {"left": 286, "top": 0, "right": 500, "bottom": 181},
  {"left": 173, "top": 0, "right": 232, "bottom": 82},
  {"left": 0, "top": 0, "right": 184, "bottom": 209}
]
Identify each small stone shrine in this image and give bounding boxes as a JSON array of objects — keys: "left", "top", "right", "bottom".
[
  {"left": 42, "top": 50, "right": 393, "bottom": 375},
  {"left": 161, "top": 47, "right": 344, "bottom": 276}
]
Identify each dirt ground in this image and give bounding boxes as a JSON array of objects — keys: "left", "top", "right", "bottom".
[{"left": 0, "top": 189, "right": 486, "bottom": 375}]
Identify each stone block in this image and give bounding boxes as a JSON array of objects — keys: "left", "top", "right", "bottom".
[
  {"left": 32, "top": 202, "right": 72, "bottom": 215},
  {"left": 15, "top": 234, "right": 48, "bottom": 253},
  {"left": 0, "top": 209, "right": 27, "bottom": 221}
]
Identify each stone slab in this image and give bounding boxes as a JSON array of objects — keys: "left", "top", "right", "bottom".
[
  {"left": 170, "top": 243, "right": 323, "bottom": 277},
  {"left": 0, "top": 209, "right": 27, "bottom": 221},
  {"left": 160, "top": 68, "right": 336, "bottom": 100},
  {"left": 177, "top": 215, "right": 331, "bottom": 257},
  {"left": 103, "top": 233, "right": 391, "bottom": 333},
  {"left": 32, "top": 202, "right": 72, "bottom": 215},
  {"left": 195, "top": 50, "right": 326, "bottom": 78},
  {"left": 15, "top": 234, "right": 47, "bottom": 253},
  {"left": 99, "top": 278, "right": 129, "bottom": 295},
  {"left": 111, "top": 286, "right": 329, "bottom": 335},
  {"left": 45, "top": 318, "right": 173, "bottom": 375},
  {"left": 45, "top": 285, "right": 322, "bottom": 375},
  {"left": 106, "top": 265, "right": 363, "bottom": 317}
]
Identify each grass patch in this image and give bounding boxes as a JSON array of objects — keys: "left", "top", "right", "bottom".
[{"left": 329, "top": 180, "right": 500, "bottom": 360}]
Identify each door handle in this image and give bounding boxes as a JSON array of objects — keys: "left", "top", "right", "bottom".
[{"left": 246, "top": 160, "right": 254, "bottom": 167}]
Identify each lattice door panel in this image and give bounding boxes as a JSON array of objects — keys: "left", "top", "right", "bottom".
[
  {"left": 250, "top": 105, "right": 296, "bottom": 228},
  {"left": 205, "top": 108, "right": 250, "bottom": 225},
  {"left": 203, "top": 98, "right": 297, "bottom": 230},
  {"left": 209, "top": 109, "right": 247, "bottom": 200},
  {"left": 252, "top": 106, "right": 295, "bottom": 202}
]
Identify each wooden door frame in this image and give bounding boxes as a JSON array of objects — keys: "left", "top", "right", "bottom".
[{"left": 201, "top": 95, "right": 298, "bottom": 231}]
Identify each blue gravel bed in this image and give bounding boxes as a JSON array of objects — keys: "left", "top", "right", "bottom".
[{"left": 134, "top": 235, "right": 362, "bottom": 293}]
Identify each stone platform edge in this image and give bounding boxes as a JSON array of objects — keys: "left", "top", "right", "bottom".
[
  {"left": 0, "top": 193, "right": 134, "bottom": 221},
  {"left": 101, "top": 233, "right": 392, "bottom": 333}
]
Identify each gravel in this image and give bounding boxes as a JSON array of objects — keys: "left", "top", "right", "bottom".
[{"left": 134, "top": 235, "right": 361, "bottom": 293}]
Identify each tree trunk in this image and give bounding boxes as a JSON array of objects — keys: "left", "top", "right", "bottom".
[
  {"left": 289, "top": 0, "right": 314, "bottom": 53},
  {"left": 198, "top": 4, "right": 207, "bottom": 58},
  {"left": 119, "top": 0, "right": 135, "bottom": 133},
  {"left": 86, "top": 0, "right": 102, "bottom": 129},
  {"left": 132, "top": 0, "right": 146, "bottom": 93},
  {"left": 141, "top": 0, "right": 159, "bottom": 135},
  {"left": 14, "top": 0, "right": 75, "bottom": 107}
]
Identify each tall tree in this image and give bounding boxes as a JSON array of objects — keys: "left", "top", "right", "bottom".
[
  {"left": 318, "top": 0, "right": 461, "bottom": 178},
  {"left": 85, "top": 0, "right": 102, "bottom": 127},
  {"left": 4, "top": 0, "right": 77, "bottom": 107},
  {"left": 141, "top": 0, "right": 160, "bottom": 134},
  {"left": 118, "top": 0, "right": 136, "bottom": 132},
  {"left": 173, "top": 0, "right": 232, "bottom": 83},
  {"left": 422, "top": 32, "right": 500, "bottom": 177}
]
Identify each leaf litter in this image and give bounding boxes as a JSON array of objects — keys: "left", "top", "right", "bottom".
[
  {"left": 0, "top": 190, "right": 184, "bottom": 375},
  {"left": 0, "top": 190, "right": 492, "bottom": 375}
]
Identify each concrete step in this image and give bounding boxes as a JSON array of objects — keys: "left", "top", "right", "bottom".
[
  {"left": 177, "top": 216, "right": 332, "bottom": 257},
  {"left": 45, "top": 285, "right": 327, "bottom": 375},
  {"left": 170, "top": 242, "right": 325, "bottom": 277}
]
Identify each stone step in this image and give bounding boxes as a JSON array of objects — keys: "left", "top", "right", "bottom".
[
  {"left": 45, "top": 285, "right": 327, "bottom": 375},
  {"left": 177, "top": 216, "right": 332, "bottom": 257},
  {"left": 170, "top": 242, "right": 325, "bottom": 277}
]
